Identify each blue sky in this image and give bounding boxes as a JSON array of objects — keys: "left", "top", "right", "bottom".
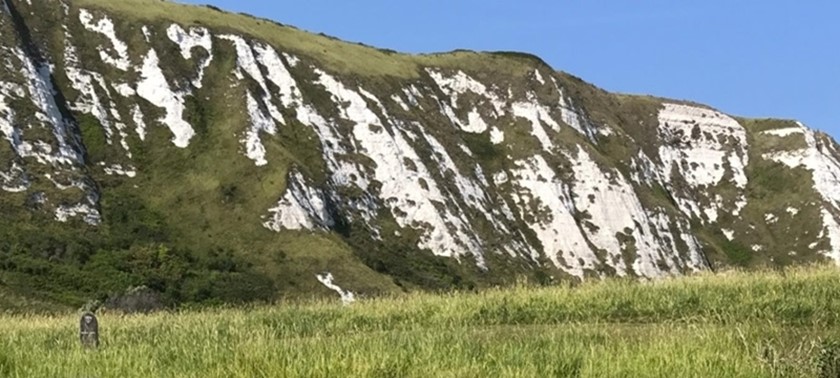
[{"left": 181, "top": 0, "right": 840, "bottom": 136}]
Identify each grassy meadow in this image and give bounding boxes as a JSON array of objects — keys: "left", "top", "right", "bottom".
[{"left": 3, "top": 265, "right": 840, "bottom": 377}]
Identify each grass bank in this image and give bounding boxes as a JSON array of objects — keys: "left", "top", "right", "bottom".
[{"left": 2, "top": 265, "right": 840, "bottom": 377}]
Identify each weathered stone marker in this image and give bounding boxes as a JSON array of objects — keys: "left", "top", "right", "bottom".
[{"left": 79, "top": 312, "right": 99, "bottom": 348}]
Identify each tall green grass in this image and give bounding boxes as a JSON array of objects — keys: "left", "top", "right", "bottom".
[{"left": 2, "top": 265, "right": 840, "bottom": 377}]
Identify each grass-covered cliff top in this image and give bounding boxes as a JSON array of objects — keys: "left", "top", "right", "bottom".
[{"left": 73, "top": 0, "right": 546, "bottom": 78}]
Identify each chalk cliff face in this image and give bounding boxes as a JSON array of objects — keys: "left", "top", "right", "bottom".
[{"left": 1, "top": 0, "right": 837, "bottom": 306}]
